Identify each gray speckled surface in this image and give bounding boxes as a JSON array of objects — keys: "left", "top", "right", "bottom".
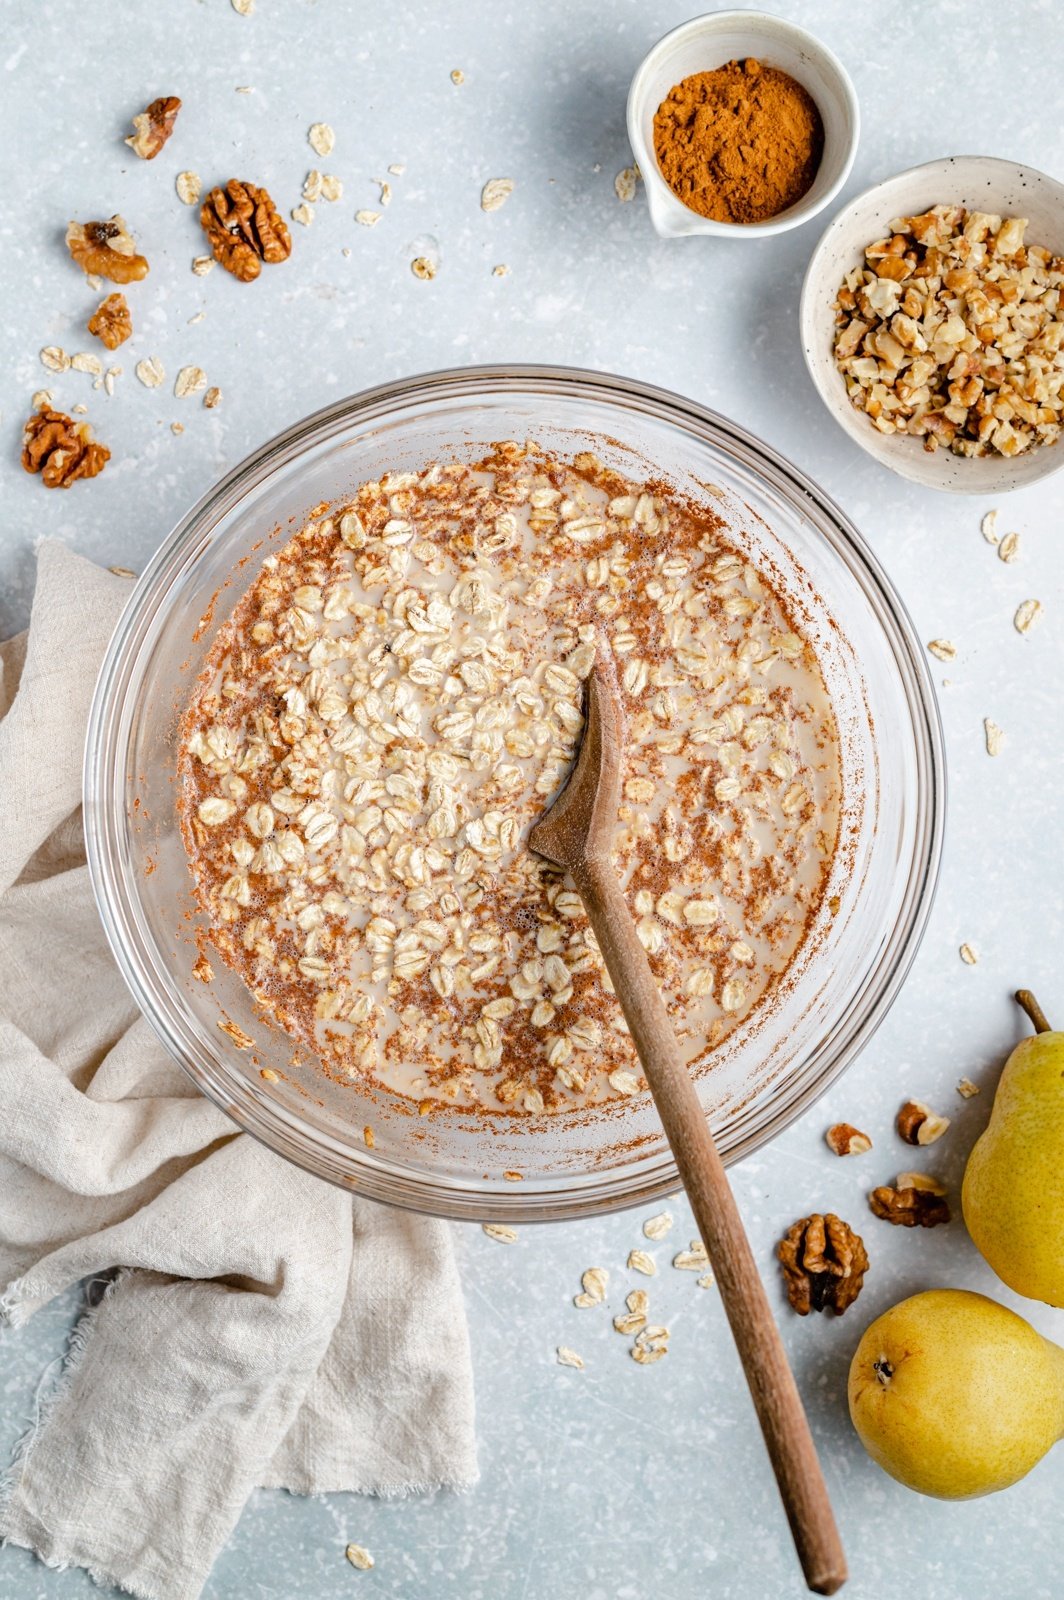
[{"left": 3, "top": 2, "right": 1064, "bottom": 1597}]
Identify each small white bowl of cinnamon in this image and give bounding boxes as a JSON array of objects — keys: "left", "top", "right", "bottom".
[{"left": 627, "top": 10, "right": 859, "bottom": 239}]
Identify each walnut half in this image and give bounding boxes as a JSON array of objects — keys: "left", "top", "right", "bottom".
[
  {"left": 22, "top": 407, "right": 110, "bottom": 488},
  {"left": 125, "top": 95, "right": 182, "bottom": 160},
  {"left": 200, "top": 180, "right": 292, "bottom": 282},
  {"left": 66, "top": 217, "right": 149, "bottom": 283},
  {"left": 869, "top": 1180, "right": 951, "bottom": 1228},
  {"left": 87, "top": 292, "right": 132, "bottom": 350},
  {"left": 778, "top": 1212, "right": 869, "bottom": 1315}
]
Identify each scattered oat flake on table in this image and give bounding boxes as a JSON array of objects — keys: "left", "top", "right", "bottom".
[
  {"left": 32, "top": 389, "right": 53, "bottom": 410},
  {"left": 642, "top": 1211, "right": 673, "bottom": 1241},
  {"left": 980, "top": 509, "right": 1000, "bottom": 544},
  {"left": 482, "top": 1223, "right": 517, "bottom": 1244},
  {"left": 344, "top": 1543, "right": 374, "bottom": 1571},
  {"left": 40, "top": 346, "right": 69, "bottom": 373},
  {"left": 492, "top": 263, "right": 510, "bottom": 277},
  {"left": 231, "top": 0, "right": 254, "bottom": 13},
  {"left": 355, "top": 210, "right": 381, "bottom": 227},
  {"left": 959, "top": 942, "right": 978, "bottom": 965},
  {"left": 697, "top": 1274, "right": 715, "bottom": 1289},
  {"left": 614, "top": 164, "right": 640, "bottom": 202},
  {"left": 375, "top": 180, "right": 391, "bottom": 206},
  {"left": 187, "top": 311, "right": 206, "bottom": 326},
  {"left": 451, "top": 68, "right": 465, "bottom": 84},
  {"left": 71, "top": 351, "right": 103, "bottom": 377},
  {"left": 309, "top": 122, "right": 335, "bottom": 157},
  {"left": 388, "top": 162, "right": 406, "bottom": 176},
  {"left": 1014, "top": 599, "right": 1044, "bottom": 635},
  {"left": 103, "top": 366, "right": 121, "bottom": 396},
  {"left": 108, "top": 564, "right": 136, "bottom": 579},
  {"left": 292, "top": 202, "right": 315, "bottom": 227},
  {"left": 556, "top": 1346, "right": 584, "bottom": 1369},
  {"left": 303, "top": 170, "right": 324, "bottom": 202},
  {"left": 192, "top": 255, "right": 215, "bottom": 276},
  {"left": 321, "top": 174, "right": 343, "bottom": 202},
  {"left": 984, "top": 718, "right": 1005, "bottom": 756},
  {"left": 957, "top": 1077, "right": 981, "bottom": 1099},
  {"left": 673, "top": 1240, "right": 709, "bottom": 1271},
  {"left": 927, "top": 639, "right": 956, "bottom": 662},
  {"left": 171, "top": 422, "right": 184, "bottom": 436},
  {"left": 998, "top": 531, "right": 1020, "bottom": 563},
  {"left": 176, "top": 171, "right": 201, "bottom": 206},
  {"left": 204, "top": 386, "right": 221, "bottom": 409},
  {"left": 481, "top": 177, "right": 514, "bottom": 212},
  {"left": 627, "top": 1249, "right": 656, "bottom": 1276},
  {"left": 573, "top": 1266, "right": 607, "bottom": 1307},
  {"left": 135, "top": 355, "right": 165, "bottom": 388},
  {"left": 411, "top": 255, "right": 436, "bottom": 280},
  {"left": 174, "top": 365, "right": 207, "bottom": 398}
]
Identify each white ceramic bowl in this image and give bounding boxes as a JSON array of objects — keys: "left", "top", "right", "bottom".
[
  {"left": 627, "top": 10, "right": 859, "bottom": 239},
  {"left": 801, "top": 155, "right": 1064, "bottom": 494}
]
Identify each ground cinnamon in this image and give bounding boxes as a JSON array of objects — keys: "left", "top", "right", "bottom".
[{"left": 653, "top": 57, "right": 823, "bottom": 225}]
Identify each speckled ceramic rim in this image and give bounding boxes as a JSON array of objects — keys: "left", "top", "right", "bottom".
[{"left": 84, "top": 365, "right": 945, "bottom": 1221}]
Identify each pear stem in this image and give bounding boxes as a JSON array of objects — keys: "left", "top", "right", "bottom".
[{"left": 1016, "top": 989, "right": 1051, "bottom": 1034}]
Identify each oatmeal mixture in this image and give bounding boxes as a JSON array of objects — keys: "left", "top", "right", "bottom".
[{"left": 178, "top": 444, "right": 840, "bottom": 1112}]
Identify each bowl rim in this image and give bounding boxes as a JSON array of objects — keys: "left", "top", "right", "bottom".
[
  {"left": 799, "top": 153, "right": 1064, "bottom": 492},
  {"left": 627, "top": 8, "right": 860, "bottom": 239},
  {"left": 83, "top": 363, "right": 946, "bottom": 1221}
]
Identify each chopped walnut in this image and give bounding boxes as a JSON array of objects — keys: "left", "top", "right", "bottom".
[
  {"left": 125, "top": 95, "right": 182, "bottom": 160},
  {"left": 22, "top": 407, "right": 110, "bottom": 488},
  {"left": 778, "top": 1212, "right": 869, "bottom": 1315},
  {"left": 869, "top": 1181, "right": 951, "bottom": 1228},
  {"left": 833, "top": 206, "right": 1064, "bottom": 459},
  {"left": 199, "top": 179, "right": 291, "bottom": 282},
  {"left": 87, "top": 292, "right": 132, "bottom": 350},
  {"left": 825, "top": 1122, "right": 872, "bottom": 1156},
  {"left": 896, "top": 1099, "right": 950, "bottom": 1145},
  {"left": 66, "top": 217, "right": 149, "bottom": 283}
]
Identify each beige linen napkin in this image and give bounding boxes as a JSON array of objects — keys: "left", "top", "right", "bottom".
[{"left": 0, "top": 542, "right": 477, "bottom": 1600}]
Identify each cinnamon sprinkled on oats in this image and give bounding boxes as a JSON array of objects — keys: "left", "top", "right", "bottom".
[{"left": 176, "top": 447, "right": 840, "bottom": 1113}]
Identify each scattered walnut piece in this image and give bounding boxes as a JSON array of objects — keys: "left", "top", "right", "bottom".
[
  {"left": 984, "top": 717, "right": 1005, "bottom": 756},
  {"left": 825, "top": 1122, "right": 873, "bottom": 1156},
  {"left": 66, "top": 217, "right": 149, "bottom": 283},
  {"left": 956, "top": 1077, "right": 981, "bottom": 1099},
  {"left": 22, "top": 406, "right": 110, "bottom": 488},
  {"left": 204, "top": 386, "right": 222, "bottom": 410},
  {"left": 199, "top": 180, "right": 292, "bottom": 282},
  {"left": 896, "top": 1099, "right": 950, "bottom": 1145},
  {"left": 87, "top": 292, "right": 132, "bottom": 350},
  {"left": 125, "top": 95, "right": 181, "bottom": 160},
  {"left": 778, "top": 1213, "right": 869, "bottom": 1315},
  {"left": 869, "top": 1181, "right": 950, "bottom": 1228},
  {"left": 895, "top": 1171, "right": 947, "bottom": 1195}
]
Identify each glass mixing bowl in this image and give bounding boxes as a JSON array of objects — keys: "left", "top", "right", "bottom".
[{"left": 84, "top": 366, "right": 944, "bottom": 1222}]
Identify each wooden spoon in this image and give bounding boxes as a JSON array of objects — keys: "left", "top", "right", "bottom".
[{"left": 529, "top": 663, "right": 847, "bottom": 1596}]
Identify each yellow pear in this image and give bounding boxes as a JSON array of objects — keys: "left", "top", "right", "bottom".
[
  {"left": 848, "top": 1288, "right": 1064, "bottom": 1498},
  {"left": 962, "top": 990, "right": 1064, "bottom": 1306}
]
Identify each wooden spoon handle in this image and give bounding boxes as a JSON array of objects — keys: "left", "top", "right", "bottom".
[{"left": 575, "top": 855, "right": 847, "bottom": 1596}]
